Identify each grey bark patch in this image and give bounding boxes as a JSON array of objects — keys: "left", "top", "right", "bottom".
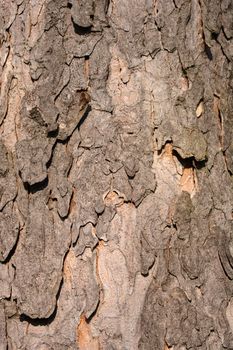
[
  {"left": 13, "top": 192, "right": 70, "bottom": 319},
  {"left": 173, "top": 128, "right": 207, "bottom": 162},
  {"left": 0, "top": 303, "right": 7, "bottom": 350},
  {"left": 0, "top": 213, "right": 19, "bottom": 262},
  {"left": 16, "top": 137, "right": 54, "bottom": 186},
  {"left": 0, "top": 0, "right": 233, "bottom": 348}
]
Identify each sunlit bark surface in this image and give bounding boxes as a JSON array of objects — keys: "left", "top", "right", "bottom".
[{"left": 0, "top": 1, "right": 233, "bottom": 349}]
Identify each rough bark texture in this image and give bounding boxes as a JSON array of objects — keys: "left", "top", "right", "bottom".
[{"left": 0, "top": 0, "right": 233, "bottom": 349}]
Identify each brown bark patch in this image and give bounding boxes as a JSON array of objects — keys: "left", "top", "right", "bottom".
[
  {"left": 63, "top": 249, "right": 76, "bottom": 286},
  {"left": 104, "top": 190, "right": 124, "bottom": 207},
  {"left": 180, "top": 167, "right": 196, "bottom": 195},
  {"left": 162, "top": 143, "right": 173, "bottom": 159},
  {"left": 77, "top": 314, "right": 99, "bottom": 350},
  {"left": 196, "top": 101, "right": 204, "bottom": 117}
]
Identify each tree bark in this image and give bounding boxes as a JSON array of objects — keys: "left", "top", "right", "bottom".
[{"left": 0, "top": 0, "right": 233, "bottom": 349}]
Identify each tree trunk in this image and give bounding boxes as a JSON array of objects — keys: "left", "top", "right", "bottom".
[{"left": 0, "top": 0, "right": 233, "bottom": 349}]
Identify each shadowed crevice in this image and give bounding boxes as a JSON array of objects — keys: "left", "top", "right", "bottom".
[
  {"left": 77, "top": 104, "right": 92, "bottom": 129},
  {"left": 204, "top": 43, "right": 213, "bottom": 60},
  {"left": 1, "top": 226, "right": 21, "bottom": 264},
  {"left": 19, "top": 308, "right": 57, "bottom": 327},
  {"left": 172, "top": 149, "right": 207, "bottom": 169},
  {"left": 23, "top": 177, "right": 49, "bottom": 194},
  {"left": 71, "top": 18, "right": 92, "bottom": 35}
]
